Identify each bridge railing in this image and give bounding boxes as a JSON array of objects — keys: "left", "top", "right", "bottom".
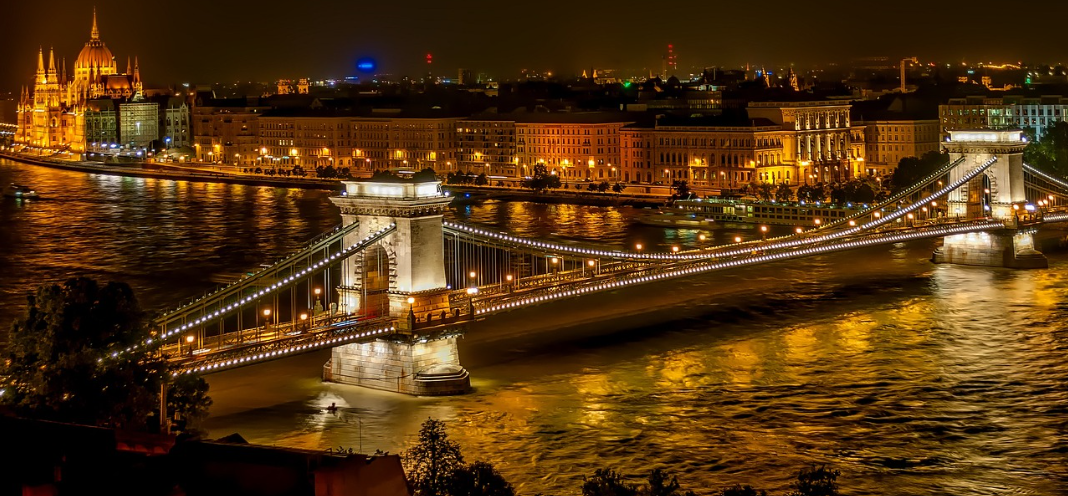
[
  {"left": 470, "top": 219, "right": 1008, "bottom": 317},
  {"left": 160, "top": 221, "right": 353, "bottom": 318},
  {"left": 156, "top": 223, "right": 396, "bottom": 341},
  {"left": 173, "top": 317, "right": 396, "bottom": 375}
]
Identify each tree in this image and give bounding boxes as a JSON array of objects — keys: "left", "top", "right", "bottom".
[
  {"left": 582, "top": 469, "right": 638, "bottom": 496},
  {"left": 404, "top": 418, "right": 466, "bottom": 496},
  {"left": 644, "top": 469, "right": 694, "bottom": 496},
  {"left": 612, "top": 183, "right": 626, "bottom": 194},
  {"left": 168, "top": 372, "right": 213, "bottom": 436},
  {"left": 775, "top": 183, "right": 793, "bottom": 202},
  {"left": 719, "top": 486, "right": 767, "bottom": 496},
  {"left": 756, "top": 183, "right": 774, "bottom": 202},
  {"left": 890, "top": 151, "right": 949, "bottom": 193},
  {"left": 448, "top": 461, "right": 515, "bottom": 496},
  {"left": 524, "top": 164, "right": 561, "bottom": 192},
  {"left": 1024, "top": 122, "right": 1068, "bottom": 176},
  {"left": 671, "top": 180, "right": 691, "bottom": 200},
  {"left": 414, "top": 168, "right": 438, "bottom": 182},
  {"left": 475, "top": 173, "right": 489, "bottom": 186},
  {"left": 597, "top": 181, "right": 611, "bottom": 193},
  {"left": 785, "top": 465, "right": 840, "bottom": 496},
  {"left": 1, "top": 278, "right": 211, "bottom": 431}
]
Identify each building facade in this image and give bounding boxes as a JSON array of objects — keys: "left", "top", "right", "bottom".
[
  {"left": 859, "top": 119, "right": 940, "bottom": 175},
  {"left": 620, "top": 116, "right": 781, "bottom": 187},
  {"left": 249, "top": 112, "right": 462, "bottom": 173},
  {"left": 456, "top": 117, "right": 517, "bottom": 176},
  {"left": 118, "top": 97, "right": 158, "bottom": 149},
  {"left": 514, "top": 113, "right": 632, "bottom": 182},
  {"left": 747, "top": 101, "right": 860, "bottom": 184},
  {"left": 192, "top": 98, "right": 267, "bottom": 165},
  {"left": 940, "top": 95, "right": 1068, "bottom": 140}
]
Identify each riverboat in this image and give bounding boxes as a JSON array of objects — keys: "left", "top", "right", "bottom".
[
  {"left": 637, "top": 197, "right": 861, "bottom": 228},
  {"left": 3, "top": 184, "right": 39, "bottom": 200}
]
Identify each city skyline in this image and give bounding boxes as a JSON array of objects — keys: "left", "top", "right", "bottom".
[{"left": 4, "top": 0, "right": 1068, "bottom": 91}]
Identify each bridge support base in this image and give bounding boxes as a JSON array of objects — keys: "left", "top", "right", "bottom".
[
  {"left": 323, "top": 336, "right": 470, "bottom": 396},
  {"left": 932, "top": 231, "right": 1047, "bottom": 269}
]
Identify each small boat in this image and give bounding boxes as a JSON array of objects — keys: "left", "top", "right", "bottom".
[{"left": 4, "top": 184, "right": 39, "bottom": 199}]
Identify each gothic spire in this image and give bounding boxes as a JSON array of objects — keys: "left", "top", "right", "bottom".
[
  {"left": 91, "top": 7, "right": 100, "bottom": 40},
  {"left": 133, "top": 56, "right": 140, "bottom": 83},
  {"left": 37, "top": 47, "right": 44, "bottom": 74},
  {"left": 48, "top": 47, "right": 56, "bottom": 75},
  {"left": 126, "top": 56, "right": 131, "bottom": 75}
]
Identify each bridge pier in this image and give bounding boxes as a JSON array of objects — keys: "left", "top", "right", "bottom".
[
  {"left": 325, "top": 178, "right": 471, "bottom": 395},
  {"left": 323, "top": 335, "right": 469, "bottom": 396},
  {"left": 932, "top": 230, "right": 1047, "bottom": 269}
]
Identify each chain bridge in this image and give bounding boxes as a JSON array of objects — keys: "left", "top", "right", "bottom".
[{"left": 102, "top": 129, "right": 1068, "bottom": 396}]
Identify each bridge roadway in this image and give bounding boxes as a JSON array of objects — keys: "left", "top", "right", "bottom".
[{"left": 468, "top": 215, "right": 1055, "bottom": 317}]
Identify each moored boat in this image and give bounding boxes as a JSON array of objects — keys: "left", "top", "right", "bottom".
[{"left": 637, "top": 197, "right": 863, "bottom": 228}]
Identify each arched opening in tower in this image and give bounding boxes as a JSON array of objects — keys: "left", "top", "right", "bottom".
[{"left": 361, "top": 245, "right": 390, "bottom": 317}]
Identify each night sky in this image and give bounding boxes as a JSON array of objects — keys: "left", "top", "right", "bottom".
[{"left": 3, "top": 0, "right": 1067, "bottom": 91}]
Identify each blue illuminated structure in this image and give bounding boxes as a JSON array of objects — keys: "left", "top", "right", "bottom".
[{"left": 356, "top": 58, "right": 377, "bottom": 74}]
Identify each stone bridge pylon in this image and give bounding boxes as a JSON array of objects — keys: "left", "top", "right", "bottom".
[
  {"left": 934, "top": 129, "right": 1046, "bottom": 268},
  {"left": 323, "top": 179, "right": 470, "bottom": 395}
]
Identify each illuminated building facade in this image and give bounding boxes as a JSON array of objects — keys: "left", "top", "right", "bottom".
[
  {"left": 192, "top": 98, "right": 267, "bottom": 165},
  {"left": 251, "top": 112, "right": 461, "bottom": 173},
  {"left": 940, "top": 95, "right": 1068, "bottom": 141},
  {"left": 15, "top": 10, "right": 144, "bottom": 153},
  {"left": 514, "top": 113, "right": 631, "bottom": 182},
  {"left": 118, "top": 97, "right": 158, "bottom": 148},
  {"left": 457, "top": 117, "right": 517, "bottom": 176},
  {"left": 747, "top": 101, "right": 861, "bottom": 184},
  {"left": 620, "top": 116, "right": 781, "bottom": 187},
  {"left": 859, "top": 119, "right": 939, "bottom": 175}
]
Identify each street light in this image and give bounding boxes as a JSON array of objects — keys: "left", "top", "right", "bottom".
[
  {"left": 299, "top": 313, "right": 308, "bottom": 332},
  {"left": 759, "top": 225, "right": 768, "bottom": 242},
  {"left": 671, "top": 246, "right": 680, "bottom": 253},
  {"left": 734, "top": 236, "right": 742, "bottom": 243},
  {"left": 262, "top": 308, "right": 272, "bottom": 340},
  {"left": 698, "top": 234, "right": 707, "bottom": 241},
  {"left": 635, "top": 243, "right": 643, "bottom": 252}
]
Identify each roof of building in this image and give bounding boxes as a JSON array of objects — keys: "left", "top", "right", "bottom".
[{"left": 622, "top": 111, "right": 779, "bottom": 130}]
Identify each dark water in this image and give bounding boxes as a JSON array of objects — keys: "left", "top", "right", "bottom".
[{"left": 2, "top": 158, "right": 1067, "bottom": 495}]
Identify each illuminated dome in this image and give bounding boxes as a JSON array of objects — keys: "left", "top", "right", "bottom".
[
  {"left": 74, "top": 10, "right": 116, "bottom": 77},
  {"left": 76, "top": 41, "right": 114, "bottom": 70}
]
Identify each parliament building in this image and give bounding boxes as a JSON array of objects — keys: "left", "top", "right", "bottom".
[{"left": 15, "top": 9, "right": 145, "bottom": 153}]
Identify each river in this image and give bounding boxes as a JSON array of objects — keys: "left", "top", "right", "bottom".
[{"left": 1, "top": 158, "right": 1066, "bottom": 495}]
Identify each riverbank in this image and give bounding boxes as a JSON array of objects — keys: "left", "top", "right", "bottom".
[
  {"left": 2, "top": 151, "right": 679, "bottom": 208},
  {"left": 0, "top": 152, "right": 343, "bottom": 191}
]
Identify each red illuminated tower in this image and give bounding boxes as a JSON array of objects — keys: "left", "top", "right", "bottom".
[{"left": 667, "top": 44, "right": 677, "bottom": 75}]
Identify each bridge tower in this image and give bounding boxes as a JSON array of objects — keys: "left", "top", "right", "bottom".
[
  {"left": 933, "top": 129, "right": 1047, "bottom": 268},
  {"left": 324, "top": 179, "right": 470, "bottom": 395}
]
